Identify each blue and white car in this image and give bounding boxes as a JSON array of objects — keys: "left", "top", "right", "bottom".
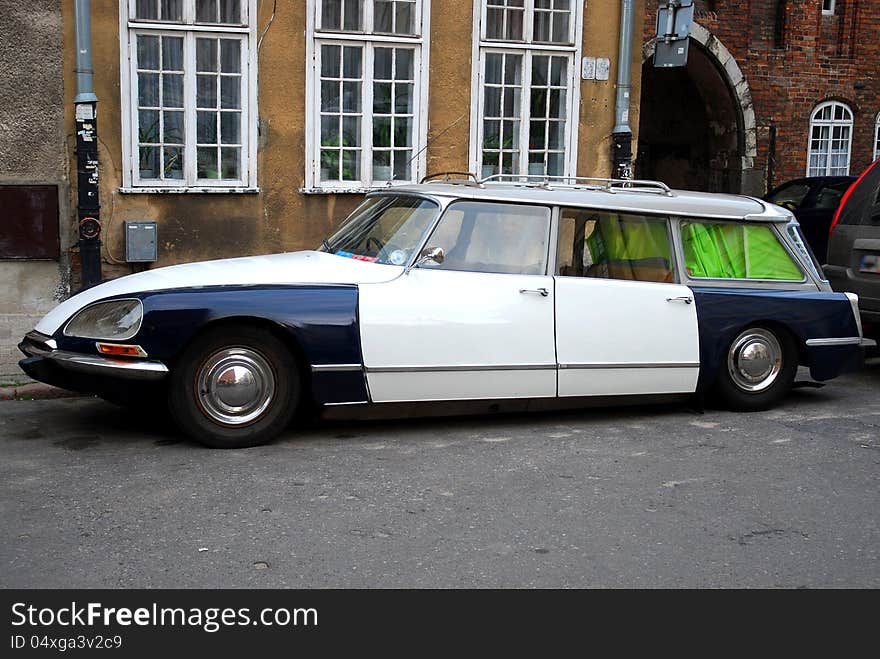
[{"left": 19, "top": 176, "right": 870, "bottom": 448}]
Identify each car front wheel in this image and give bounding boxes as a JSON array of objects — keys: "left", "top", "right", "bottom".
[
  {"left": 714, "top": 326, "right": 797, "bottom": 411},
  {"left": 168, "top": 325, "right": 300, "bottom": 448}
]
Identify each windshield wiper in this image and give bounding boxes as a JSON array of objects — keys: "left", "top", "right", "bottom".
[{"left": 322, "top": 239, "right": 333, "bottom": 252}]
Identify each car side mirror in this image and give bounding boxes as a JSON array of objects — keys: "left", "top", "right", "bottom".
[{"left": 405, "top": 246, "right": 444, "bottom": 274}]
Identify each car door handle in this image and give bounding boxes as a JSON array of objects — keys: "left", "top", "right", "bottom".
[
  {"left": 520, "top": 287, "right": 550, "bottom": 297},
  {"left": 666, "top": 296, "right": 693, "bottom": 304}
]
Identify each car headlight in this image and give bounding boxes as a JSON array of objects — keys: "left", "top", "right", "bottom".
[{"left": 63, "top": 299, "right": 144, "bottom": 341}]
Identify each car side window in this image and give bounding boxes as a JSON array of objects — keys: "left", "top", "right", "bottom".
[
  {"left": 766, "top": 182, "right": 811, "bottom": 210},
  {"left": 419, "top": 201, "right": 551, "bottom": 275},
  {"left": 814, "top": 180, "right": 852, "bottom": 210},
  {"left": 556, "top": 208, "right": 674, "bottom": 283},
  {"left": 681, "top": 221, "right": 803, "bottom": 280}
]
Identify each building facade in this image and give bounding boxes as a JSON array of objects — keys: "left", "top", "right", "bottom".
[
  {"left": 65, "top": 0, "right": 644, "bottom": 281},
  {"left": 0, "top": 0, "right": 70, "bottom": 382},
  {"left": 637, "top": 0, "right": 880, "bottom": 193}
]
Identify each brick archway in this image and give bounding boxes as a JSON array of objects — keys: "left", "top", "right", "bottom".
[{"left": 640, "top": 23, "right": 758, "bottom": 193}]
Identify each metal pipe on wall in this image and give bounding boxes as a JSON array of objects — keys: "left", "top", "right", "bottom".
[
  {"left": 612, "top": 0, "right": 635, "bottom": 180},
  {"left": 74, "top": 0, "right": 101, "bottom": 288}
]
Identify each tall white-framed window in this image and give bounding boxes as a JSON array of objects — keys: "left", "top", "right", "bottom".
[
  {"left": 304, "top": 1, "right": 431, "bottom": 193},
  {"left": 821, "top": 0, "right": 836, "bottom": 15},
  {"left": 119, "top": 0, "right": 258, "bottom": 192},
  {"left": 807, "top": 101, "right": 853, "bottom": 176},
  {"left": 470, "top": 0, "right": 583, "bottom": 179},
  {"left": 874, "top": 112, "right": 880, "bottom": 162}
]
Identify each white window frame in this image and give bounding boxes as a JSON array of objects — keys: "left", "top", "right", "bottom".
[
  {"left": 822, "top": 0, "right": 836, "bottom": 15},
  {"left": 303, "top": 1, "right": 431, "bottom": 193},
  {"left": 469, "top": 0, "right": 583, "bottom": 180},
  {"left": 806, "top": 100, "right": 853, "bottom": 177},
  {"left": 119, "top": 0, "right": 259, "bottom": 193},
  {"left": 874, "top": 112, "right": 880, "bottom": 162}
]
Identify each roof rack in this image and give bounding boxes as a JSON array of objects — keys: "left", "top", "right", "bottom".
[
  {"left": 420, "top": 171, "right": 481, "bottom": 186},
  {"left": 478, "top": 174, "right": 674, "bottom": 196}
]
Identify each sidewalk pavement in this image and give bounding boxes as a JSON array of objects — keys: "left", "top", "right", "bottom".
[{"left": 0, "top": 382, "right": 82, "bottom": 401}]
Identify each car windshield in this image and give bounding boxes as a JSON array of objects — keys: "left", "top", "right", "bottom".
[{"left": 319, "top": 195, "right": 439, "bottom": 266}]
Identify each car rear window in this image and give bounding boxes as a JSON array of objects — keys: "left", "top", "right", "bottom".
[
  {"left": 681, "top": 221, "right": 803, "bottom": 281},
  {"left": 766, "top": 182, "right": 811, "bottom": 209}
]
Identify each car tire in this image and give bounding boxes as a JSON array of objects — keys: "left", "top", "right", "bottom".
[
  {"left": 168, "top": 324, "right": 300, "bottom": 448},
  {"left": 713, "top": 325, "right": 797, "bottom": 412}
]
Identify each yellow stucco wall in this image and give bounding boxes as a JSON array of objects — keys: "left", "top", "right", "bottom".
[{"left": 61, "top": 1, "right": 643, "bottom": 274}]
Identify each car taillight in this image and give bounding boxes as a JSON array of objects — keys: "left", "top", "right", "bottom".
[{"left": 829, "top": 160, "right": 880, "bottom": 238}]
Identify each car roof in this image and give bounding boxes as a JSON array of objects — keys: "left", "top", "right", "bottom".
[{"left": 380, "top": 179, "right": 785, "bottom": 222}]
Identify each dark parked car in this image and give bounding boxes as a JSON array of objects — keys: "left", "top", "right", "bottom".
[
  {"left": 825, "top": 160, "right": 880, "bottom": 341},
  {"left": 764, "top": 176, "right": 856, "bottom": 261}
]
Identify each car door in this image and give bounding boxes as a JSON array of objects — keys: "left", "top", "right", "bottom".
[
  {"left": 553, "top": 208, "right": 700, "bottom": 397},
  {"left": 795, "top": 178, "right": 853, "bottom": 261},
  {"left": 358, "top": 200, "right": 557, "bottom": 403}
]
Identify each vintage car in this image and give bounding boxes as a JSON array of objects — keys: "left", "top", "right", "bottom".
[{"left": 19, "top": 176, "right": 871, "bottom": 448}]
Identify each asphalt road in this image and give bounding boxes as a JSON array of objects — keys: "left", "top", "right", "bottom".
[{"left": 1, "top": 364, "right": 878, "bottom": 588}]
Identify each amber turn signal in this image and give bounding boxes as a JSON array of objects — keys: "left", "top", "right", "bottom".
[{"left": 95, "top": 342, "right": 148, "bottom": 358}]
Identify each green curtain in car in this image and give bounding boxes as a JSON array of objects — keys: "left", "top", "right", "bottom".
[
  {"left": 586, "top": 216, "right": 671, "bottom": 263},
  {"left": 681, "top": 222, "right": 802, "bottom": 280}
]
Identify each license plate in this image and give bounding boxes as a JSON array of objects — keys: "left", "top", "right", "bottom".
[{"left": 860, "top": 254, "right": 880, "bottom": 274}]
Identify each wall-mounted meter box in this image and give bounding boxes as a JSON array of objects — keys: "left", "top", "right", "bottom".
[{"left": 125, "top": 221, "right": 158, "bottom": 262}]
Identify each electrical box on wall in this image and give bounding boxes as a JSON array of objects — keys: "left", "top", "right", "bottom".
[{"left": 125, "top": 221, "right": 157, "bottom": 262}]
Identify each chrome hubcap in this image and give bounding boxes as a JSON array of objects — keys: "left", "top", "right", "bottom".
[
  {"left": 196, "top": 348, "right": 275, "bottom": 426},
  {"left": 727, "top": 329, "right": 782, "bottom": 393}
]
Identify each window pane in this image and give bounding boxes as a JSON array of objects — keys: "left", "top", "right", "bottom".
[
  {"left": 138, "top": 73, "right": 159, "bottom": 106},
  {"left": 557, "top": 209, "right": 673, "bottom": 282},
  {"left": 220, "top": 76, "right": 240, "bottom": 109},
  {"left": 681, "top": 222, "right": 802, "bottom": 280},
  {"left": 375, "top": 1, "right": 393, "bottom": 32},
  {"left": 163, "top": 146, "right": 184, "bottom": 179},
  {"left": 221, "top": 112, "right": 241, "bottom": 144},
  {"left": 162, "top": 74, "right": 183, "bottom": 108},
  {"left": 221, "top": 147, "right": 240, "bottom": 178},
  {"left": 425, "top": 201, "right": 550, "bottom": 275},
  {"left": 321, "top": 45, "right": 341, "bottom": 77},
  {"left": 373, "top": 117, "right": 391, "bottom": 148},
  {"left": 161, "top": 0, "right": 183, "bottom": 21},
  {"left": 162, "top": 36, "right": 183, "bottom": 71},
  {"left": 139, "top": 146, "right": 160, "bottom": 178},
  {"left": 342, "top": 81, "right": 361, "bottom": 112},
  {"left": 135, "top": 0, "right": 158, "bottom": 21},
  {"left": 396, "top": 1, "right": 415, "bottom": 34},
  {"left": 197, "top": 75, "right": 218, "bottom": 108},
  {"left": 198, "top": 147, "right": 219, "bottom": 178},
  {"left": 196, "top": 39, "right": 218, "bottom": 72},
  {"left": 220, "top": 40, "right": 241, "bottom": 73},
  {"left": 343, "top": 46, "right": 362, "bottom": 79},
  {"left": 138, "top": 110, "right": 159, "bottom": 143},
  {"left": 342, "top": 150, "right": 360, "bottom": 180},
  {"left": 373, "top": 82, "right": 392, "bottom": 113},
  {"left": 196, "top": 0, "right": 217, "bottom": 22},
  {"left": 321, "top": 115, "right": 339, "bottom": 146},
  {"left": 162, "top": 110, "right": 184, "bottom": 144},
  {"left": 395, "top": 82, "right": 413, "bottom": 113},
  {"left": 374, "top": 48, "right": 393, "bottom": 80},
  {"left": 322, "top": 0, "right": 341, "bottom": 29},
  {"left": 396, "top": 49, "right": 413, "bottom": 79},
  {"left": 137, "top": 35, "right": 159, "bottom": 70},
  {"left": 197, "top": 111, "right": 217, "bottom": 143},
  {"left": 320, "top": 150, "right": 340, "bottom": 180},
  {"left": 343, "top": 0, "right": 363, "bottom": 30},
  {"left": 219, "top": 0, "right": 241, "bottom": 23},
  {"left": 372, "top": 150, "right": 391, "bottom": 180},
  {"left": 321, "top": 80, "right": 340, "bottom": 112}
]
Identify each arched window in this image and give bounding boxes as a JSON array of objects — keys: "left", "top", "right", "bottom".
[
  {"left": 874, "top": 112, "right": 880, "bottom": 162},
  {"left": 807, "top": 101, "right": 853, "bottom": 176}
]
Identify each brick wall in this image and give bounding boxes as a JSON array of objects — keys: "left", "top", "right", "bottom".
[{"left": 643, "top": 0, "right": 879, "bottom": 189}]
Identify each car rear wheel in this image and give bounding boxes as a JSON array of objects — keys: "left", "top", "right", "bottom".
[
  {"left": 714, "top": 326, "right": 797, "bottom": 411},
  {"left": 168, "top": 325, "right": 300, "bottom": 448}
]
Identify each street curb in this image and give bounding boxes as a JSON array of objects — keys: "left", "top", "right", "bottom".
[{"left": 0, "top": 383, "right": 84, "bottom": 401}]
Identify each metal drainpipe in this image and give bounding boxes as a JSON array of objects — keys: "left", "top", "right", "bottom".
[
  {"left": 74, "top": 0, "right": 102, "bottom": 288},
  {"left": 612, "top": 0, "right": 635, "bottom": 180}
]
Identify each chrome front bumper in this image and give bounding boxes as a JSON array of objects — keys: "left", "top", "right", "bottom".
[{"left": 19, "top": 331, "right": 169, "bottom": 381}]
